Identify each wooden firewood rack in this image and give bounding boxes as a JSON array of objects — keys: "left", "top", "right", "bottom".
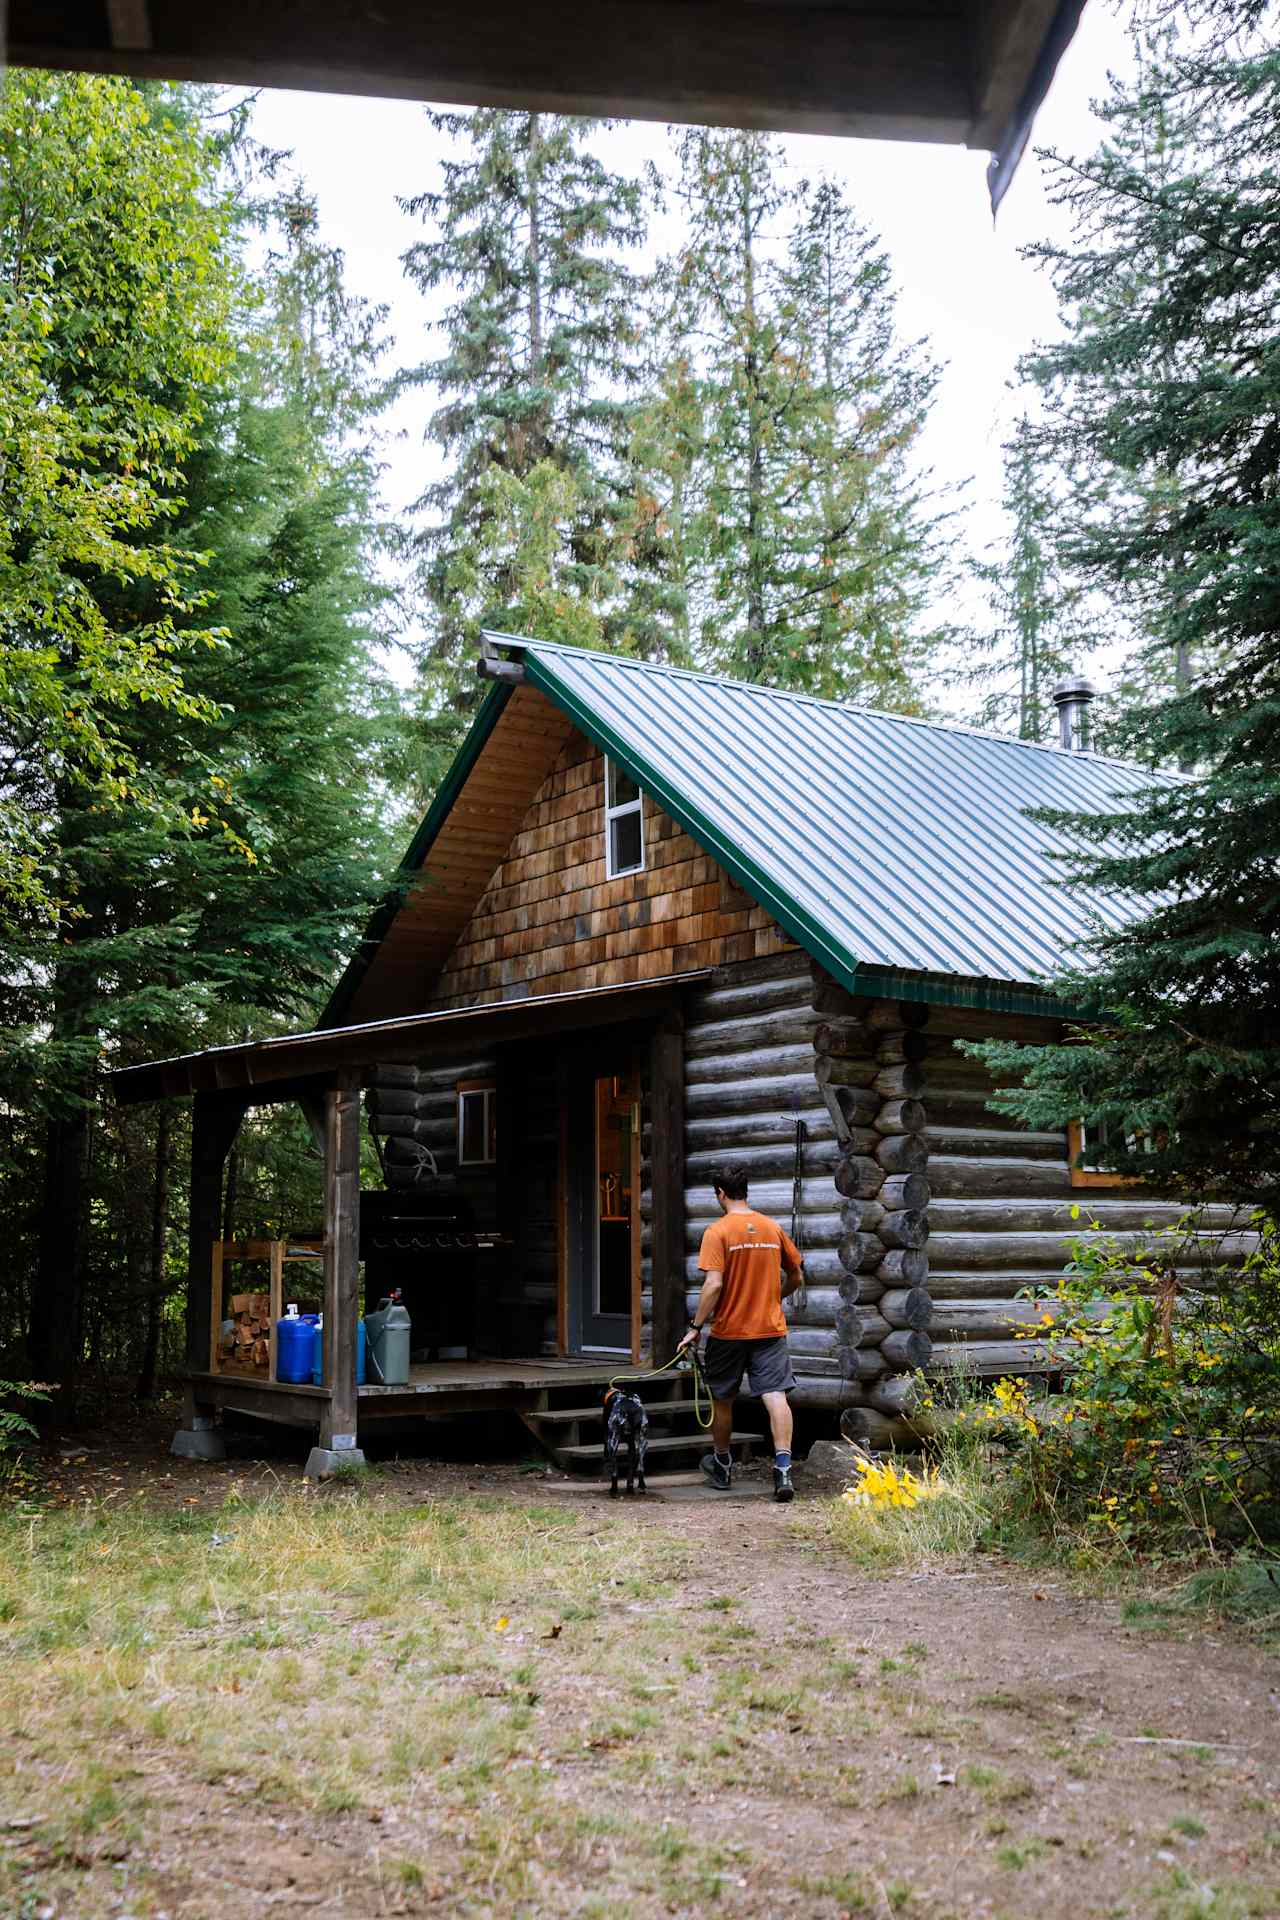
[{"left": 209, "top": 1237, "right": 326, "bottom": 1382}]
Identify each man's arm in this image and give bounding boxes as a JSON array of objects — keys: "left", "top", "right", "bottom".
[
  {"left": 780, "top": 1261, "right": 804, "bottom": 1301},
  {"left": 677, "top": 1269, "right": 723, "bottom": 1349}
]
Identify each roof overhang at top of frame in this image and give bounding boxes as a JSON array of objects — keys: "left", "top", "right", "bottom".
[{"left": 11, "top": 0, "right": 1087, "bottom": 211}]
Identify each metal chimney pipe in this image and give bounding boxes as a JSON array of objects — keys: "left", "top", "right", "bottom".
[{"left": 1051, "top": 675, "right": 1096, "bottom": 752}]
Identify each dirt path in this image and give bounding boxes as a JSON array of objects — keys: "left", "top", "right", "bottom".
[{"left": 4, "top": 1414, "right": 1279, "bottom": 1919}]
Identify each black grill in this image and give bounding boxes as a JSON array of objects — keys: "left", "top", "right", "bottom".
[{"left": 360, "top": 1188, "right": 478, "bottom": 1355}]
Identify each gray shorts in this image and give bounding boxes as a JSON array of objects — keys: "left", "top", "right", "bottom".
[{"left": 703, "top": 1334, "right": 796, "bottom": 1401}]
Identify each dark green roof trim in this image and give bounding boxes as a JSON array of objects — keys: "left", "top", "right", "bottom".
[
  {"left": 848, "top": 966, "right": 1082, "bottom": 1020},
  {"left": 318, "top": 681, "right": 513, "bottom": 1029},
  {"left": 524, "top": 652, "right": 1083, "bottom": 1021}
]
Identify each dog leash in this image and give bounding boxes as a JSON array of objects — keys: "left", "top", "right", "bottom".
[{"left": 607, "top": 1345, "right": 714, "bottom": 1430}]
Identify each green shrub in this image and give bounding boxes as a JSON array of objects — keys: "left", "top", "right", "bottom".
[
  {"left": 0, "top": 1380, "right": 49, "bottom": 1489},
  {"left": 989, "top": 1211, "right": 1280, "bottom": 1556}
]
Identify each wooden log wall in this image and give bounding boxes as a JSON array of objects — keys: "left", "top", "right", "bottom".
[
  {"left": 808, "top": 967, "right": 933, "bottom": 1416},
  {"left": 921, "top": 1004, "right": 1244, "bottom": 1381},
  {"left": 662, "top": 951, "right": 861, "bottom": 1410}
]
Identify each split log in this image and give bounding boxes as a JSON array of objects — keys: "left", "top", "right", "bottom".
[
  {"left": 878, "top": 1172, "right": 930, "bottom": 1211},
  {"left": 928, "top": 1337, "right": 1068, "bottom": 1374},
  {"left": 838, "top": 1233, "right": 884, "bottom": 1275},
  {"left": 692, "top": 968, "right": 812, "bottom": 1023},
  {"left": 927, "top": 1230, "right": 1080, "bottom": 1270},
  {"left": 879, "top": 1287, "right": 933, "bottom": 1331},
  {"left": 926, "top": 1155, "right": 1072, "bottom": 1199},
  {"left": 875, "top": 1031, "right": 930, "bottom": 1066},
  {"left": 788, "top": 1283, "right": 881, "bottom": 1322},
  {"left": 834, "top": 1306, "right": 865, "bottom": 1347},
  {"left": 366, "top": 1088, "right": 427, "bottom": 1117},
  {"left": 838, "top": 1407, "right": 923, "bottom": 1451},
  {"left": 685, "top": 1111, "right": 839, "bottom": 1153},
  {"left": 685, "top": 1010, "right": 817, "bottom": 1058},
  {"left": 873, "top": 1063, "right": 927, "bottom": 1100},
  {"left": 925, "top": 1124, "right": 1067, "bottom": 1163},
  {"left": 838, "top": 1346, "right": 886, "bottom": 1384},
  {"left": 839, "top": 1196, "right": 885, "bottom": 1235},
  {"left": 855, "top": 1309, "right": 893, "bottom": 1347},
  {"left": 813, "top": 1060, "right": 881, "bottom": 1107},
  {"left": 685, "top": 1141, "right": 841, "bottom": 1186},
  {"left": 862, "top": 1373, "right": 925, "bottom": 1418},
  {"left": 686, "top": 1043, "right": 815, "bottom": 1086},
  {"left": 837, "top": 1273, "right": 885, "bottom": 1308},
  {"left": 685, "top": 1073, "right": 831, "bottom": 1118},
  {"left": 827, "top": 1088, "right": 883, "bottom": 1139},
  {"left": 880, "top": 1328, "right": 933, "bottom": 1371},
  {"left": 876, "top": 1247, "right": 929, "bottom": 1288},
  {"left": 865, "top": 1000, "right": 929, "bottom": 1032},
  {"left": 834, "top": 1155, "right": 886, "bottom": 1200},
  {"left": 792, "top": 1374, "right": 876, "bottom": 1409},
  {"left": 925, "top": 1297, "right": 1107, "bottom": 1338},
  {"left": 874, "top": 1098, "right": 926, "bottom": 1137},
  {"left": 371, "top": 1065, "right": 425, "bottom": 1091},
  {"left": 875, "top": 1133, "right": 928, "bottom": 1174},
  {"left": 810, "top": 979, "right": 868, "bottom": 1019},
  {"left": 878, "top": 1208, "right": 930, "bottom": 1250},
  {"left": 813, "top": 1022, "right": 873, "bottom": 1059}
]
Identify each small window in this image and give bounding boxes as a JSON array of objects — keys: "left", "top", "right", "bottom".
[
  {"left": 1068, "top": 1116, "right": 1157, "bottom": 1189},
  {"left": 457, "top": 1081, "right": 497, "bottom": 1166},
  {"left": 604, "top": 757, "right": 644, "bottom": 878}
]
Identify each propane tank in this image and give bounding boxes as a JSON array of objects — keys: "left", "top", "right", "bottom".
[{"left": 365, "top": 1290, "right": 411, "bottom": 1387}]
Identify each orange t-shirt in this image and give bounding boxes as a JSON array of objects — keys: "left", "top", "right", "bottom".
[{"left": 696, "top": 1209, "right": 802, "bottom": 1340}]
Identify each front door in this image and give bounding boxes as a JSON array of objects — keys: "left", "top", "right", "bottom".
[{"left": 563, "top": 1060, "right": 640, "bottom": 1355}]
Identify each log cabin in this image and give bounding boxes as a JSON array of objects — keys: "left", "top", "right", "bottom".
[{"left": 114, "top": 636, "right": 1236, "bottom": 1473}]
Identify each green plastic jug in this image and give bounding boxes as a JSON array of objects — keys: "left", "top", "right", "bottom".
[{"left": 365, "top": 1290, "right": 411, "bottom": 1387}]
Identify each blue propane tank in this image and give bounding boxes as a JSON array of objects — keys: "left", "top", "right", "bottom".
[{"left": 276, "top": 1308, "right": 317, "bottom": 1384}]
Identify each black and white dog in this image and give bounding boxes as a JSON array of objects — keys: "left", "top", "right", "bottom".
[{"left": 603, "top": 1385, "right": 648, "bottom": 1497}]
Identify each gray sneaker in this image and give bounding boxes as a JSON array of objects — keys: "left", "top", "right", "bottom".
[
  {"left": 700, "top": 1452, "right": 733, "bottom": 1491},
  {"left": 772, "top": 1464, "right": 795, "bottom": 1503}
]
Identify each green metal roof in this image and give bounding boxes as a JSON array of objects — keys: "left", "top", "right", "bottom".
[{"left": 497, "top": 636, "right": 1175, "bottom": 1015}]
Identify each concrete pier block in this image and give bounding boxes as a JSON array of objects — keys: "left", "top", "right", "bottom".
[{"left": 304, "top": 1446, "right": 368, "bottom": 1479}]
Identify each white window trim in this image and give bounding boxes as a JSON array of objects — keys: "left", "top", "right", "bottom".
[
  {"left": 457, "top": 1082, "right": 497, "bottom": 1166},
  {"left": 604, "top": 757, "right": 645, "bottom": 879}
]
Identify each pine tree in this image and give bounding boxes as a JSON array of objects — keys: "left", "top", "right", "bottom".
[
  {"left": 399, "top": 109, "right": 646, "bottom": 779},
  {"left": 668, "top": 138, "right": 949, "bottom": 702},
  {"left": 774, "top": 177, "right": 949, "bottom": 705},
  {"left": 975, "top": 6, "right": 1280, "bottom": 1212},
  {"left": 965, "top": 416, "right": 1090, "bottom": 740}
]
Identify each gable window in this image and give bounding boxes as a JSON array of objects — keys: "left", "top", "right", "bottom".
[
  {"left": 604, "top": 757, "right": 644, "bottom": 878},
  {"left": 457, "top": 1080, "right": 497, "bottom": 1166}
]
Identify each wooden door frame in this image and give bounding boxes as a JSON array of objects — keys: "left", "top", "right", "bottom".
[{"left": 555, "top": 1038, "right": 646, "bottom": 1363}]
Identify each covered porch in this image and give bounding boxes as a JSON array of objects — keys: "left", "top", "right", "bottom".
[{"left": 112, "top": 976, "right": 700, "bottom": 1475}]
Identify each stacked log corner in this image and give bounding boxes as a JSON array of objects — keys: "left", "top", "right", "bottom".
[{"left": 811, "top": 967, "right": 932, "bottom": 1427}]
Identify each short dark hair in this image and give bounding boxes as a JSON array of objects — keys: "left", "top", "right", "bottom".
[{"left": 710, "top": 1166, "right": 749, "bottom": 1201}]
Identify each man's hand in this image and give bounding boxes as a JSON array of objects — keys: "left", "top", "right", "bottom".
[{"left": 677, "top": 1325, "right": 700, "bottom": 1353}]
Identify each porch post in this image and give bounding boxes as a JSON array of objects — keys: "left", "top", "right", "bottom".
[
  {"left": 648, "top": 1012, "right": 687, "bottom": 1363},
  {"left": 173, "top": 1089, "right": 245, "bottom": 1460},
  {"left": 308, "top": 1071, "right": 365, "bottom": 1475}
]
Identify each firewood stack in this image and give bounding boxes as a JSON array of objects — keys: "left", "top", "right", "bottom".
[{"left": 220, "top": 1292, "right": 272, "bottom": 1374}]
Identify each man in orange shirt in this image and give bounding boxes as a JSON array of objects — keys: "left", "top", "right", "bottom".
[{"left": 677, "top": 1165, "right": 803, "bottom": 1501}]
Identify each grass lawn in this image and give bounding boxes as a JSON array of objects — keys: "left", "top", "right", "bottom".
[{"left": 1, "top": 1470, "right": 1278, "bottom": 1918}]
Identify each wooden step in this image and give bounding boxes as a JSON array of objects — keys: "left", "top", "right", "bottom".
[
  {"left": 528, "top": 1400, "right": 701, "bottom": 1428},
  {"left": 556, "top": 1431, "right": 758, "bottom": 1465}
]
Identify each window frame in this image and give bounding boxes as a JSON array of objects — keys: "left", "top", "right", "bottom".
[
  {"left": 456, "top": 1079, "right": 498, "bottom": 1167},
  {"left": 603, "top": 756, "right": 645, "bottom": 880},
  {"left": 1067, "top": 1117, "right": 1155, "bottom": 1189}
]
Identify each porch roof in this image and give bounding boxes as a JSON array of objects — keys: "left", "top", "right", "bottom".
[{"left": 111, "top": 971, "right": 708, "bottom": 1107}]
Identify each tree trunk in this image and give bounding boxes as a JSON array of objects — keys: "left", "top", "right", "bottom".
[
  {"left": 136, "top": 1107, "right": 172, "bottom": 1402},
  {"left": 31, "top": 1103, "right": 91, "bottom": 1405}
]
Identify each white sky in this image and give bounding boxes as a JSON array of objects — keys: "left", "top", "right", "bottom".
[{"left": 244, "top": 2, "right": 1133, "bottom": 686}]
